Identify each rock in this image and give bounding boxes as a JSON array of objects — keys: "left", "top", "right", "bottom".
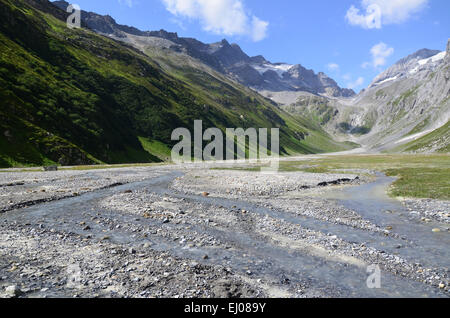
[
  {"left": 43, "top": 165, "right": 58, "bottom": 172},
  {"left": 203, "top": 255, "right": 209, "bottom": 260},
  {"left": 5, "top": 285, "right": 21, "bottom": 297},
  {"left": 201, "top": 192, "right": 210, "bottom": 197},
  {"left": 162, "top": 218, "right": 170, "bottom": 224},
  {"left": 432, "top": 228, "right": 441, "bottom": 233},
  {"left": 439, "top": 283, "right": 445, "bottom": 289},
  {"left": 386, "top": 226, "right": 393, "bottom": 230}
]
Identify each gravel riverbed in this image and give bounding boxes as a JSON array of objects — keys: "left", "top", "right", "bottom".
[{"left": 0, "top": 164, "right": 448, "bottom": 298}]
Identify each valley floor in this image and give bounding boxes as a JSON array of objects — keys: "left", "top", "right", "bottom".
[{"left": 0, "top": 155, "right": 448, "bottom": 298}]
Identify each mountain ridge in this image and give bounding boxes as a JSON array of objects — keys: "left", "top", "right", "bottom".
[
  {"left": 52, "top": 1, "right": 355, "bottom": 98},
  {"left": 369, "top": 48, "right": 444, "bottom": 88}
]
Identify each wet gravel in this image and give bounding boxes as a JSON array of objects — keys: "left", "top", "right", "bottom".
[
  {"left": 400, "top": 198, "right": 450, "bottom": 224},
  {"left": 0, "top": 165, "right": 448, "bottom": 298}
]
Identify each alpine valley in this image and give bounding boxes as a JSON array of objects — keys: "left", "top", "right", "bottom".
[
  {"left": 0, "top": 0, "right": 448, "bottom": 167},
  {"left": 0, "top": 0, "right": 449, "bottom": 300}
]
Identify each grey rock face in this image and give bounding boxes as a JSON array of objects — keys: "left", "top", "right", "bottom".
[{"left": 369, "top": 48, "right": 442, "bottom": 88}]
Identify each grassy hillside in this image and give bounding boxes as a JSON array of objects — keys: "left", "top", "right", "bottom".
[
  {"left": 0, "top": 0, "right": 354, "bottom": 167},
  {"left": 389, "top": 122, "right": 450, "bottom": 154}
]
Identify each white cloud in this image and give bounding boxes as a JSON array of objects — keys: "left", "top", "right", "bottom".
[
  {"left": 118, "top": 0, "right": 135, "bottom": 8},
  {"left": 362, "top": 42, "right": 394, "bottom": 69},
  {"left": 370, "top": 42, "right": 394, "bottom": 67},
  {"left": 327, "top": 63, "right": 340, "bottom": 72},
  {"left": 346, "top": 0, "right": 428, "bottom": 29},
  {"left": 161, "top": 0, "right": 269, "bottom": 41},
  {"left": 361, "top": 61, "right": 371, "bottom": 69},
  {"left": 251, "top": 16, "right": 269, "bottom": 42},
  {"left": 347, "top": 77, "right": 365, "bottom": 89},
  {"left": 342, "top": 73, "right": 352, "bottom": 81}
]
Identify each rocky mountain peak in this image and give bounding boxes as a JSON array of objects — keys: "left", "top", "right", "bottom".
[
  {"left": 369, "top": 47, "right": 445, "bottom": 88},
  {"left": 397, "top": 48, "right": 441, "bottom": 65},
  {"left": 146, "top": 29, "right": 179, "bottom": 42},
  {"left": 249, "top": 55, "right": 267, "bottom": 64},
  {"left": 209, "top": 40, "right": 250, "bottom": 67}
]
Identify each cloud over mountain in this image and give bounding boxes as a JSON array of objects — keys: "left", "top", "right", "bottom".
[
  {"left": 161, "top": 0, "right": 269, "bottom": 41},
  {"left": 346, "top": 0, "right": 428, "bottom": 29}
]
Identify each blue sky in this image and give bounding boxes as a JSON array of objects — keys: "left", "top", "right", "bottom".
[{"left": 64, "top": 0, "right": 449, "bottom": 92}]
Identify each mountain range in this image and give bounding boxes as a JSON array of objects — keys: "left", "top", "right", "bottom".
[
  {"left": 0, "top": 0, "right": 357, "bottom": 167},
  {"left": 0, "top": 0, "right": 448, "bottom": 168},
  {"left": 52, "top": 0, "right": 450, "bottom": 154},
  {"left": 52, "top": 1, "right": 355, "bottom": 98}
]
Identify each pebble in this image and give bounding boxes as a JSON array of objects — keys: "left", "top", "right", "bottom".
[{"left": 5, "top": 285, "right": 21, "bottom": 297}]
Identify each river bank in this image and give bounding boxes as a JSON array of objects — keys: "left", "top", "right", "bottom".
[{"left": 0, "top": 163, "right": 448, "bottom": 298}]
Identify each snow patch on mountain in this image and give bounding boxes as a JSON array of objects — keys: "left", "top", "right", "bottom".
[
  {"left": 417, "top": 51, "right": 446, "bottom": 66},
  {"left": 251, "top": 63, "right": 293, "bottom": 78},
  {"left": 374, "top": 75, "right": 399, "bottom": 86}
]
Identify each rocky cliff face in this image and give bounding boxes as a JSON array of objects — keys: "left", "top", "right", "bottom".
[{"left": 369, "top": 49, "right": 442, "bottom": 88}]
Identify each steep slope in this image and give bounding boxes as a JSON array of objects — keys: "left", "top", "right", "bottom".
[
  {"left": 0, "top": 0, "right": 354, "bottom": 167},
  {"left": 390, "top": 121, "right": 449, "bottom": 153},
  {"left": 52, "top": 1, "right": 354, "bottom": 99}
]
